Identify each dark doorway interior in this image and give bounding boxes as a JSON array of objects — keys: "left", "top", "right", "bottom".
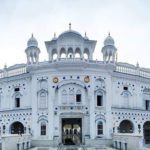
[
  {"left": 144, "top": 121, "right": 150, "bottom": 144},
  {"left": 62, "top": 118, "right": 82, "bottom": 145},
  {"left": 11, "top": 121, "right": 24, "bottom": 134}
]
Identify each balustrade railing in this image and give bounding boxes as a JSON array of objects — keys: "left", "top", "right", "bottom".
[
  {"left": 116, "top": 65, "right": 150, "bottom": 79},
  {"left": 0, "top": 66, "right": 27, "bottom": 79}
]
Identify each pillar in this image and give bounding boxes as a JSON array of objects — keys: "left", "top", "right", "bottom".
[{"left": 89, "top": 82, "right": 95, "bottom": 139}]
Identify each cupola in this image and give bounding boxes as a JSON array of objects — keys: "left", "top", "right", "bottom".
[
  {"left": 25, "top": 34, "right": 40, "bottom": 64},
  {"left": 101, "top": 33, "right": 117, "bottom": 63}
]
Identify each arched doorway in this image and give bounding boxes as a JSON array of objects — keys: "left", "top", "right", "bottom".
[
  {"left": 144, "top": 121, "right": 150, "bottom": 144},
  {"left": 10, "top": 121, "right": 24, "bottom": 134},
  {"left": 62, "top": 118, "right": 82, "bottom": 145},
  {"left": 119, "top": 120, "right": 134, "bottom": 133}
]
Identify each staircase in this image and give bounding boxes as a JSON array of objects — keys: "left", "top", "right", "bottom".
[
  {"left": 29, "top": 145, "right": 116, "bottom": 150},
  {"left": 57, "top": 144, "right": 87, "bottom": 150}
]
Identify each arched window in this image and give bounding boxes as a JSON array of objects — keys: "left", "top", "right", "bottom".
[
  {"left": 119, "top": 120, "right": 134, "bottom": 133},
  {"left": 41, "top": 122, "right": 46, "bottom": 136},
  {"left": 39, "top": 91, "right": 47, "bottom": 109},
  {"left": 97, "top": 121, "right": 103, "bottom": 135},
  {"left": 15, "top": 94, "right": 21, "bottom": 108},
  {"left": 69, "top": 89, "right": 74, "bottom": 104},
  {"left": 62, "top": 90, "right": 67, "bottom": 104},
  {"left": 143, "top": 88, "right": 150, "bottom": 110},
  {"left": 96, "top": 91, "right": 103, "bottom": 106},
  {"left": 76, "top": 90, "right": 82, "bottom": 103}
]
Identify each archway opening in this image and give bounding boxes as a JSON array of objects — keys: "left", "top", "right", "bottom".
[
  {"left": 60, "top": 48, "right": 66, "bottom": 58},
  {"left": 119, "top": 120, "right": 133, "bottom": 133},
  {"left": 10, "top": 121, "right": 24, "bottom": 134},
  {"left": 62, "top": 118, "right": 82, "bottom": 145},
  {"left": 52, "top": 49, "right": 57, "bottom": 60},
  {"left": 83, "top": 48, "right": 90, "bottom": 59},
  {"left": 144, "top": 121, "right": 150, "bottom": 144},
  {"left": 75, "top": 48, "right": 81, "bottom": 58},
  {"left": 67, "top": 48, "right": 74, "bottom": 59}
]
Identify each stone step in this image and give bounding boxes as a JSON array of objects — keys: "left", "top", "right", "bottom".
[{"left": 29, "top": 146, "right": 116, "bottom": 150}]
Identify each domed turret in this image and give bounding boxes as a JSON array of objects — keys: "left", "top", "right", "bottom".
[
  {"left": 25, "top": 34, "right": 40, "bottom": 64},
  {"left": 101, "top": 33, "right": 117, "bottom": 63},
  {"left": 104, "top": 33, "right": 115, "bottom": 46},
  {"left": 27, "top": 34, "right": 38, "bottom": 47}
]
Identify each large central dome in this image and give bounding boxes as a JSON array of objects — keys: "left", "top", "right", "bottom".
[{"left": 58, "top": 30, "right": 83, "bottom": 40}]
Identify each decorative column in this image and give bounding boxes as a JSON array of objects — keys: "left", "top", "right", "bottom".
[
  {"left": 48, "top": 77, "right": 55, "bottom": 140},
  {"left": 105, "top": 76, "right": 113, "bottom": 139},
  {"left": 31, "top": 76, "right": 38, "bottom": 138},
  {"left": 89, "top": 79, "right": 95, "bottom": 139}
]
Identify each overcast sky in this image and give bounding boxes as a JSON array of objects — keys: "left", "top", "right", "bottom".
[{"left": 0, "top": 0, "right": 150, "bottom": 68}]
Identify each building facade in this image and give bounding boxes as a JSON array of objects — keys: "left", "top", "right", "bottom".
[{"left": 0, "top": 26, "right": 150, "bottom": 150}]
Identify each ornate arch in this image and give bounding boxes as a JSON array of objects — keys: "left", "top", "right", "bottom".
[
  {"left": 118, "top": 119, "right": 134, "bottom": 133},
  {"left": 37, "top": 89, "right": 48, "bottom": 109},
  {"left": 57, "top": 79, "right": 86, "bottom": 90},
  {"left": 95, "top": 115, "right": 106, "bottom": 137},
  {"left": 10, "top": 121, "right": 25, "bottom": 134},
  {"left": 37, "top": 115, "right": 48, "bottom": 123}
]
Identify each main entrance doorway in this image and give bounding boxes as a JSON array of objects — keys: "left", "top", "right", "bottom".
[{"left": 62, "top": 118, "right": 82, "bottom": 145}]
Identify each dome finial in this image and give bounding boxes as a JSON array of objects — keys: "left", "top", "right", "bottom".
[
  {"left": 136, "top": 62, "right": 139, "bottom": 68},
  {"left": 69, "top": 22, "right": 71, "bottom": 30},
  {"left": 31, "top": 33, "right": 34, "bottom": 38},
  {"left": 54, "top": 32, "right": 56, "bottom": 37},
  {"left": 53, "top": 32, "right": 57, "bottom": 40},
  {"left": 84, "top": 32, "right": 89, "bottom": 40},
  {"left": 108, "top": 32, "right": 110, "bottom": 36},
  {"left": 4, "top": 63, "right": 7, "bottom": 69}
]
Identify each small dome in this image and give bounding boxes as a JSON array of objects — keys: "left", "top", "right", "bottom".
[
  {"left": 104, "top": 33, "right": 115, "bottom": 46},
  {"left": 27, "top": 34, "right": 38, "bottom": 47}
]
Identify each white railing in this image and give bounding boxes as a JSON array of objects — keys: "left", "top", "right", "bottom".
[
  {"left": 0, "top": 67, "right": 27, "bottom": 79},
  {"left": 116, "top": 65, "right": 150, "bottom": 79}
]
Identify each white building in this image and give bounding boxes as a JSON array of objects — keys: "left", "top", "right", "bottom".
[{"left": 0, "top": 25, "right": 150, "bottom": 150}]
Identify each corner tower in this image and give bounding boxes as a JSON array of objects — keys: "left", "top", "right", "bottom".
[
  {"left": 25, "top": 34, "right": 40, "bottom": 64},
  {"left": 101, "top": 33, "right": 117, "bottom": 63}
]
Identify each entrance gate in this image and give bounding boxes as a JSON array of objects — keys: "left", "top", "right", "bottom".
[{"left": 62, "top": 118, "right": 82, "bottom": 145}]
